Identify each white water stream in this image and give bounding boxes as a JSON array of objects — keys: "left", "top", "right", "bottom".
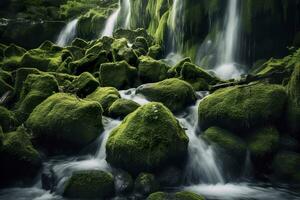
[{"left": 56, "top": 18, "right": 78, "bottom": 47}]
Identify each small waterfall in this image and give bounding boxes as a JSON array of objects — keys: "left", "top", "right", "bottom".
[
  {"left": 178, "top": 93, "right": 224, "bottom": 184},
  {"left": 56, "top": 18, "right": 78, "bottom": 46},
  {"left": 123, "top": 0, "right": 131, "bottom": 29}
]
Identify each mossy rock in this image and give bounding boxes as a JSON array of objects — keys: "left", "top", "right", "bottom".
[
  {"left": 63, "top": 170, "right": 114, "bottom": 199},
  {"left": 134, "top": 173, "right": 159, "bottom": 196},
  {"left": 26, "top": 93, "right": 103, "bottom": 153},
  {"left": 147, "top": 191, "right": 205, "bottom": 200},
  {"left": 68, "top": 72, "right": 99, "bottom": 97},
  {"left": 99, "top": 61, "right": 137, "bottom": 89},
  {"left": 108, "top": 98, "right": 140, "bottom": 119},
  {"left": 71, "top": 38, "right": 88, "bottom": 49},
  {"left": 147, "top": 44, "right": 163, "bottom": 59},
  {"left": 106, "top": 102, "right": 189, "bottom": 173},
  {"left": 137, "top": 78, "right": 196, "bottom": 113},
  {"left": 0, "top": 106, "right": 17, "bottom": 133},
  {"left": 0, "top": 127, "right": 41, "bottom": 186},
  {"left": 202, "top": 126, "right": 246, "bottom": 157},
  {"left": 86, "top": 87, "right": 120, "bottom": 114},
  {"left": 272, "top": 151, "right": 300, "bottom": 183},
  {"left": 3, "top": 44, "right": 26, "bottom": 58},
  {"left": 133, "top": 36, "right": 149, "bottom": 56},
  {"left": 0, "top": 69, "right": 12, "bottom": 85},
  {"left": 14, "top": 73, "right": 59, "bottom": 123},
  {"left": 286, "top": 63, "right": 300, "bottom": 137},
  {"left": 168, "top": 57, "right": 193, "bottom": 77},
  {"left": 113, "top": 28, "right": 154, "bottom": 46},
  {"left": 198, "top": 83, "right": 287, "bottom": 132},
  {"left": 112, "top": 38, "right": 139, "bottom": 67},
  {"left": 138, "top": 56, "right": 170, "bottom": 83}
]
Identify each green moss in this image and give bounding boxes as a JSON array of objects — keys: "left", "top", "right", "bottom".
[
  {"left": 248, "top": 126, "right": 279, "bottom": 157},
  {"left": 0, "top": 106, "right": 17, "bottom": 132},
  {"left": 71, "top": 38, "right": 88, "bottom": 49},
  {"left": 203, "top": 126, "right": 246, "bottom": 156},
  {"left": 147, "top": 44, "right": 163, "bottom": 59},
  {"left": 198, "top": 83, "right": 287, "bottom": 132},
  {"left": 147, "top": 192, "right": 169, "bottom": 200},
  {"left": 138, "top": 55, "right": 170, "bottom": 83},
  {"left": 272, "top": 151, "right": 300, "bottom": 182},
  {"left": 67, "top": 72, "right": 99, "bottom": 97},
  {"left": 137, "top": 78, "right": 196, "bottom": 112},
  {"left": 106, "top": 102, "right": 189, "bottom": 173},
  {"left": 99, "top": 61, "right": 137, "bottom": 89},
  {"left": 154, "top": 11, "right": 169, "bottom": 45},
  {"left": 133, "top": 36, "right": 149, "bottom": 56},
  {"left": 15, "top": 73, "right": 59, "bottom": 123},
  {"left": 174, "top": 191, "right": 205, "bottom": 200},
  {"left": 0, "top": 126, "right": 41, "bottom": 185},
  {"left": 112, "top": 38, "right": 139, "bottom": 67},
  {"left": 114, "top": 28, "right": 154, "bottom": 46},
  {"left": 168, "top": 57, "right": 193, "bottom": 77},
  {"left": 63, "top": 170, "right": 114, "bottom": 199},
  {"left": 86, "top": 87, "right": 120, "bottom": 114},
  {"left": 26, "top": 93, "right": 103, "bottom": 152},
  {"left": 135, "top": 173, "right": 159, "bottom": 195},
  {"left": 3, "top": 44, "right": 26, "bottom": 58},
  {"left": 286, "top": 63, "right": 300, "bottom": 136},
  {"left": 108, "top": 98, "right": 140, "bottom": 119}
]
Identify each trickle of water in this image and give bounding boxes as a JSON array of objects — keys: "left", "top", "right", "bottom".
[
  {"left": 56, "top": 19, "right": 78, "bottom": 47},
  {"left": 123, "top": 0, "right": 131, "bottom": 29}
]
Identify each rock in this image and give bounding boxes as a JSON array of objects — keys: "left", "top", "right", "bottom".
[
  {"left": 26, "top": 93, "right": 103, "bottom": 153},
  {"left": 198, "top": 83, "right": 287, "bottom": 132},
  {"left": 113, "top": 28, "right": 154, "bottom": 46},
  {"left": 99, "top": 61, "right": 137, "bottom": 89},
  {"left": 157, "top": 167, "right": 182, "bottom": 187},
  {"left": 272, "top": 151, "right": 300, "bottom": 183},
  {"left": 41, "top": 165, "right": 56, "bottom": 192},
  {"left": 147, "top": 44, "right": 162, "bottom": 59},
  {"left": 68, "top": 72, "right": 99, "bottom": 97},
  {"left": 71, "top": 38, "right": 88, "bottom": 49},
  {"left": 147, "top": 192, "right": 170, "bottom": 200},
  {"left": 202, "top": 126, "right": 246, "bottom": 157},
  {"left": 0, "top": 127, "right": 41, "bottom": 187},
  {"left": 174, "top": 191, "right": 205, "bottom": 200},
  {"left": 138, "top": 56, "right": 170, "bottom": 83},
  {"left": 133, "top": 36, "right": 149, "bottom": 56},
  {"left": 137, "top": 78, "right": 196, "bottom": 112},
  {"left": 112, "top": 38, "right": 139, "bottom": 67},
  {"left": 134, "top": 173, "right": 159, "bottom": 196},
  {"left": 15, "top": 73, "right": 59, "bottom": 122},
  {"left": 114, "top": 171, "right": 134, "bottom": 195},
  {"left": 106, "top": 102, "right": 189, "bottom": 173},
  {"left": 0, "top": 106, "right": 16, "bottom": 132},
  {"left": 3, "top": 44, "right": 26, "bottom": 58},
  {"left": 286, "top": 64, "right": 300, "bottom": 137},
  {"left": 86, "top": 87, "right": 120, "bottom": 114},
  {"left": 108, "top": 98, "right": 140, "bottom": 119},
  {"left": 63, "top": 170, "right": 114, "bottom": 199},
  {"left": 0, "top": 77, "right": 13, "bottom": 97}
]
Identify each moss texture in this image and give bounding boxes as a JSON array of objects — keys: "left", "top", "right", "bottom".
[
  {"left": 134, "top": 173, "right": 159, "bottom": 195},
  {"left": 108, "top": 98, "right": 140, "bottom": 119},
  {"left": 106, "top": 102, "right": 189, "bottom": 173},
  {"left": 137, "top": 78, "right": 196, "bottom": 112}
]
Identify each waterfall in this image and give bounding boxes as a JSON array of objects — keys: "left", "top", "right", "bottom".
[
  {"left": 101, "top": 0, "right": 131, "bottom": 37},
  {"left": 56, "top": 18, "right": 78, "bottom": 46}
]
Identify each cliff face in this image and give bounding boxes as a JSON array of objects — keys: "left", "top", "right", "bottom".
[{"left": 129, "top": 0, "right": 300, "bottom": 66}]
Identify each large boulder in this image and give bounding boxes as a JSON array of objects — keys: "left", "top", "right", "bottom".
[
  {"left": 14, "top": 73, "right": 59, "bottom": 122},
  {"left": 112, "top": 38, "right": 139, "bottom": 67},
  {"left": 108, "top": 98, "right": 140, "bottom": 119},
  {"left": 0, "top": 127, "right": 41, "bottom": 187},
  {"left": 198, "top": 83, "right": 287, "bottom": 132},
  {"left": 67, "top": 72, "right": 99, "bottom": 97},
  {"left": 86, "top": 87, "right": 120, "bottom": 114},
  {"left": 137, "top": 78, "right": 196, "bottom": 112},
  {"left": 99, "top": 61, "right": 137, "bottom": 89},
  {"left": 286, "top": 64, "right": 300, "bottom": 138},
  {"left": 63, "top": 170, "right": 114, "bottom": 199},
  {"left": 138, "top": 56, "right": 169, "bottom": 83},
  {"left": 26, "top": 93, "right": 103, "bottom": 153},
  {"left": 106, "top": 102, "right": 189, "bottom": 173}
]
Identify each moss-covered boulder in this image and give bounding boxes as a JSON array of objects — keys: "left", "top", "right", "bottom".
[
  {"left": 99, "top": 61, "right": 137, "bottom": 89},
  {"left": 108, "top": 98, "right": 140, "bottom": 119},
  {"left": 203, "top": 126, "right": 246, "bottom": 157},
  {"left": 146, "top": 191, "right": 205, "bottom": 200},
  {"left": 134, "top": 173, "right": 159, "bottom": 196},
  {"left": 112, "top": 38, "right": 139, "bottom": 67},
  {"left": 272, "top": 151, "right": 300, "bottom": 183},
  {"left": 0, "top": 127, "right": 41, "bottom": 186},
  {"left": 86, "top": 87, "right": 120, "bottom": 114},
  {"left": 199, "top": 83, "right": 287, "bottom": 132},
  {"left": 138, "top": 56, "right": 170, "bottom": 83},
  {"left": 286, "top": 64, "right": 300, "bottom": 137},
  {"left": 137, "top": 78, "right": 196, "bottom": 112},
  {"left": 106, "top": 102, "right": 189, "bottom": 173},
  {"left": 26, "top": 93, "right": 103, "bottom": 153},
  {"left": 63, "top": 170, "right": 114, "bottom": 199},
  {"left": 168, "top": 57, "right": 192, "bottom": 77},
  {"left": 3, "top": 44, "right": 26, "bottom": 58},
  {"left": 67, "top": 72, "right": 99, "bottom": 97},
  {"left": 133, "top": 36, "right": 149, "bottom": 56},
  {"left": 0, "top": 106, "right": 16, "bottom": 132},
  {"left": 113, "top": 28, "right": 154, "bottom": 46},
  {"left": 147, "top": 44, "right": 163, "bottom": 59},
  {"left": 15, "top": 73, "right": 59, "bottom": 122}
]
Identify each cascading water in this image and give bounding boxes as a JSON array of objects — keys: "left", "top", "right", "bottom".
[
  {"left": 56, "top": 18, "right": 78, "bottom": 47},
  {"left": 101, "top": 0, "right": 131, "bottom": 37},
  {"left": 214, "top": 0, "right": 243, "bottom": 80}
]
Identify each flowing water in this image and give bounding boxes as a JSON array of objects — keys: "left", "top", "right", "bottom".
[
  {"left": 123, "top": 0, "right": 131, "bottom": 29},
  {"left": 101, "top": 4, "right": 121, "bottom": 37},
  {"left": 56, "top": 18, "right": 78, "bottom": 47}
]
